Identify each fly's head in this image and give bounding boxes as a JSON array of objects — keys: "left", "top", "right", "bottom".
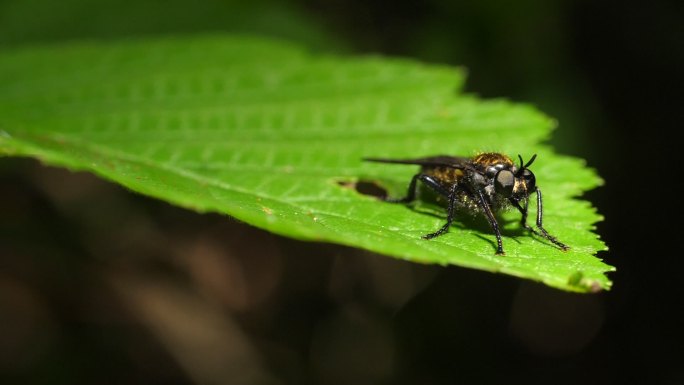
[{"left": 493, "top": 154, "right": 537, "bottom": 201}]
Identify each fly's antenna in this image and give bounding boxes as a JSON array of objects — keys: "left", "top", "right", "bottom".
[{"left": 516, "top": 154, "right": 537, "bottom": 176}]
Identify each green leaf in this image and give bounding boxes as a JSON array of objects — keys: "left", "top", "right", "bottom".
[{"left": 0, "top": 35, "right": 613, "bottom": 292}]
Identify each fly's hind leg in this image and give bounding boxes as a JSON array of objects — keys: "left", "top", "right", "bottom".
[
  {"left": 422, "top": 182, "right": 459, "bottom": 240},
  {"left": 386, "top": 174, "right": 458, "bottom": 241},
  {"left": 386, "top": 173, "right": 449, "bottom": 203}
]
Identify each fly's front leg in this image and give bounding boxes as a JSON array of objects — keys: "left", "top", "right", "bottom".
[
  {"left": 534, "top": 188, "right": 569, "bottom": 251},
  {"left": 386, "top": 173, "right": 449, "bottom": 203},
  {"left": 422, "top": 182, "right": 459, "bottom": 240},
  {"left": 509, "top": 198, "right": 541, "bottom": 237},
  {"left": 477, "top": 190, "right": 505, "bottom": 255}
]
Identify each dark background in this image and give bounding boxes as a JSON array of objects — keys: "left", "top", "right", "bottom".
[{"left": 1, "top": 0, "right": 683, "bottom": 384}]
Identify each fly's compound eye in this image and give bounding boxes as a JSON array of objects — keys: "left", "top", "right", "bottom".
[
  {"left": 494, "top": 170, "right": 515, "bottom": 197},
  {"left": 522, "top": 169, "right": 536, "bottom": 192}
]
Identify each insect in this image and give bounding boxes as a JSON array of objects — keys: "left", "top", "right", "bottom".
[{"left": 364, "top": 152, "right": 568, "bottom": 255}]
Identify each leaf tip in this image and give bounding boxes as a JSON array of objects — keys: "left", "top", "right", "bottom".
[{"left": 567, "top": 270, "right": 612, "bottom": 293}]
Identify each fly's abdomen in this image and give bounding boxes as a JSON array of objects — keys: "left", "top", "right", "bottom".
[{"left": 423, "top": 166, "right": 464, "bottom": 189}]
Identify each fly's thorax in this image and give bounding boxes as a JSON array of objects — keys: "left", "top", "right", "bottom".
[
  {"left": 470, "top": 171, "right": 488, "bottom": 189},
  {"left": 490, "top": 193, "right": 513, "bottom": 211},
  {"left": 484, "top": 179, "right": 513, "bottom": 211},
  {"left": 459, "top": 192, "right": 481, "bottom": 213},
  {"left": 473, "top": 153, "right": 514, "bottom": 171},
  {"left": 458, "top": 188, "right": 510, "bottom": 214},
  {"left": 472, "top": 154, "right": 519, "bottom": 185}
]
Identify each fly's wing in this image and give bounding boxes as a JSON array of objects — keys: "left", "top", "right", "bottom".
[{"left": 363, "top": 155, "right": 471, "bottom": 169}]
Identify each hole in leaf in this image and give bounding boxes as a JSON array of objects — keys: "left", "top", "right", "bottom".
[{"left": 337, "top": 179, "right": 388, "bottom": 199}]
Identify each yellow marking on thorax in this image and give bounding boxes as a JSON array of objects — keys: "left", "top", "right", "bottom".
[{"left": 472, "top": 152, "right": 514, "bottom": 167}]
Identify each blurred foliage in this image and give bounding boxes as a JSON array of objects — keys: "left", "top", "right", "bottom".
[{"left": 0, "top": 0, "right": 346, "bottom": 52}]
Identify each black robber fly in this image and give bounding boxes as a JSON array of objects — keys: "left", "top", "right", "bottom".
[{"left": 364, "top": 152, "right": 568, "bottom": 255}]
